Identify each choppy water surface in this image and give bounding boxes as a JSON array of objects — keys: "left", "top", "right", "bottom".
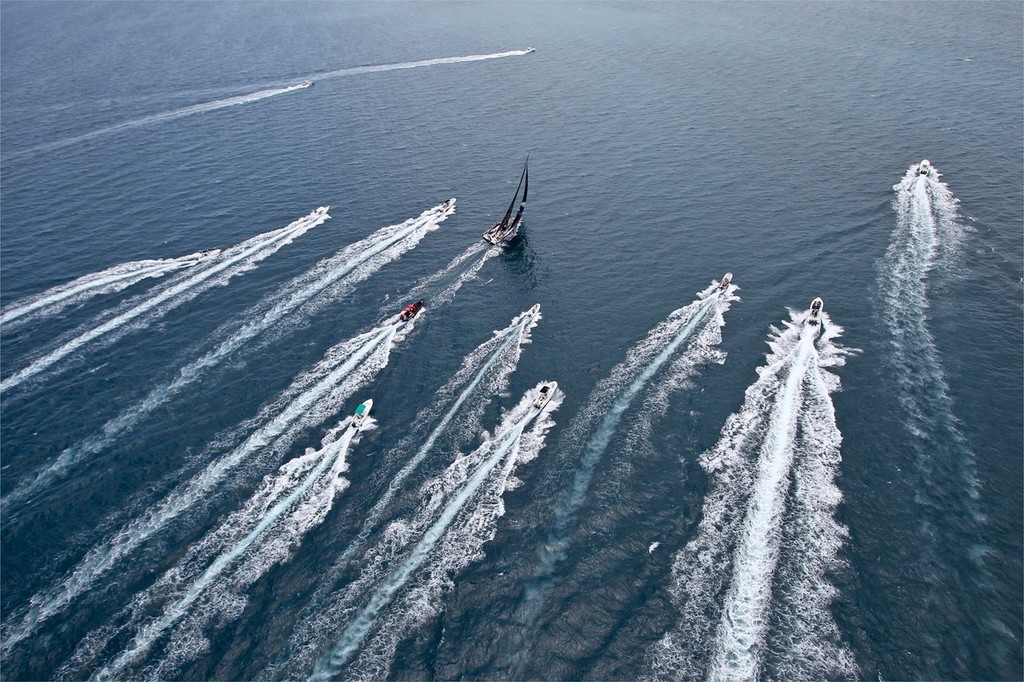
[{"left": 2, "top": 2, "right": 1021, "bottom": 680}]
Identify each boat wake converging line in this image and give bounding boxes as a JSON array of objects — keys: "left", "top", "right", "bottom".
[
  {"left": 275, "top": 305, "right": 542, "bottom": 678},
  {"left": 649, "top": 311, "right": 856, "bottom": 682},
  {"left": 308, "top": 382, "right": 562, "bottom": 681},
  {"left": 0, "top": 206, "right": 329, "bottom": 395},
  {"left": 0, "top": 252, "right": 212, "bottom": 329},
  {"left": 1, "top": 321, "right": 402, "bottom": 661},
  {"left": 306, "top": 48, "right": 533, "bottom": 85},
  {"left": 5, "top": 84, "right": 310, "bottom": 161},
  {"left": 67, "top": 414, "right": 374, "bottom": 681},
  {"left": 1, "top": 228, "right": 487, "bottom": 661},
  {"left": 2, "top": 201, "right": 453, "bottom": 514},
  {"left": 507, "top": 276, "right": 737, "bottom": 664},
  {"left": 4, "top": 49, "right": 530, "bottom": 161}
]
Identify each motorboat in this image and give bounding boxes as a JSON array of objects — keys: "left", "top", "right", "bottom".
[
  {"left": 482, "top": 158, "right": 529, "bottom": 246},
  {"left": 525, "top": 47, "right": 536, "bottom": 53},
  {"left": 533, "top": 381, "right": 557, "bottom": 409},
  {"left": 182, "top": 248, "right": 221, "bottom": 266},
  {"left": 299, "top": 80, "right": 313, "bottom": 88},
  {"left": 719, "top": 272, "right": 733, "bottom": 290},
  {"left": 918, "top": 159, "right": 931, "bottom": 175},
  {"left": 399, "top": 299, "right": 424, "bottom": 322},
  {"left": 350, "top": 399, "right": 373, "bottom": 430},
  {"left": 807, "top": 297, "right": 824, "bottom": 326},
  {"left": 527, "top": 303, "right": 541, "bottom": 319}
]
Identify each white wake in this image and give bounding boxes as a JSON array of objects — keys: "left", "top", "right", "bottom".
[
  {"left": 0, "top": 206, "right": 328, "bottom": 394},
  {"left": 274, "top": 305, "right": 541, "bottom": 677},
  {"left": 0, "top": 252, "right": 208, "bottom": 328},
  {"left": 308, "top": 382, "right": 562, "bottom": 681},
  {"left": 6, "top": 49, "right": 531, "bottom": 160},
  {"left": 649, "top": 311, "right": 856, "bottom": 682},
  {"left": 510, "top": 276, "right": 737, "bottom": 658},
  {"left": 74, "top": 415, "right": 372, "bottom": 681},
  {"left": 3, "top": 200, "right": 453, "bottom": 511},
  {"left": 2, "top": 320, "right": 404, "bottom": 660}
]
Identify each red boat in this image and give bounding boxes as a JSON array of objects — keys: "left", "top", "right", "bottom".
[{"left": 400, "top": 299, "right": 424, "bottom": 322}]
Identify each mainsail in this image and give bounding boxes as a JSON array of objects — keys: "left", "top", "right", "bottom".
[{"left": 483, "top": 157, "right": 530, "bottom": 245}]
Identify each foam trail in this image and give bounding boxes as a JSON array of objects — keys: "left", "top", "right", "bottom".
[
  {"left": 877, "top": 164, "right": 1007, "bottom": 670},
  {"left": 648, "top": 312, "right": 856, "bottom": 682},
  {"left": 277, "top": 306, "right": 539, "bottom": 675},
  {"left": 3, "top": 201, "right": 453, "bottom": 511},
  {"left": 301, "top": 48, "right": 533, "bottom": 85},
  {"left": 0, "top": 254, "right": 203, "bottom": 328},
  {"left": 0, "top": 206, "right": 328, "bottom": 393},
  {"left": 3, "top": 235, "right": 481, "bottom": 655},
  {"left": 88, "top": 417, "right": 367, "bottom": 680},
  {"left": 882, "top": 165, "right": 978, "bottom": 505},
  {"left": 708, "top": 333, "right": 813, "bottom": 681},
  {"left": 310, "top": 383, "right": 561, "bottom": 681},
  {"left": 1, "top": 321, "right": 401, "bottom": 658},
  {"left": 515, "top": 280, "right": 736, "bottom": 625},
  {"left": 8, "top": 84, "right": 309, "bottom": 159},
  {"left": 5, "top": 49, "right": 529, "bottom": 161}
]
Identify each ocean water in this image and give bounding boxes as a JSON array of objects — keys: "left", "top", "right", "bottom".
[{"left": 1, "top": 2, "right": 1021, "bottom": 680}]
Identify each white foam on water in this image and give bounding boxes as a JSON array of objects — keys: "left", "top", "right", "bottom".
[
  {"left": 882, "top": 164, "right": 979, "bottom": 505},
  {"left": 876, "top": 164, "right": 1009, "bottom": 665},
  {"left": 308, "top": 383, "right": 561, "bottom": 681},
  {"left": 0, "top": 206, "right": 328, "bottom": 394},
  {"left": 307, "top": 48, "right": 534, "bottom": 84},
  {"left": 7, "top": 84, "right": 309, "bottom": 159},
  {"left": 382, "top": 241, "right": 496, "bottom": 317},
  {"left": 3, "top": 201, "right": 452, "bottom": 514},
  {"left": 275, "top": 306, "right": 540, "bottom": 677},
  {"left": 648, "top": 312, "right": 856, "bottom": 682},
  {"left": 0, "top": 255, "right": 196, "bottom": 328},
  {"left": 4, "top": 50, "right": 530, "bottom": 162},
  {"left": 509, "top": 278, "right": 737, "bottom": 660},
  {"left": 81, "top": 419, "right": 363, "bottom": 680},
  {"left": 1, "top": 321, "right": 401, "bottom": 659}
]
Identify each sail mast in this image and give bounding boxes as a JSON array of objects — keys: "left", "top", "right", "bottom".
[{"left": 500, "top": 161, "right": 527, "bottom": 227}]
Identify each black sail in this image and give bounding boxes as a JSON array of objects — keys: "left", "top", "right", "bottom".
[{"left": 500, "top": 161, "right": 528, "bottom": 228}]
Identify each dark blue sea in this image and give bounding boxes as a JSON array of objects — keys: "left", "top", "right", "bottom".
[{"left": 1, "top": 2, "right": 1021, "bottom": 680}]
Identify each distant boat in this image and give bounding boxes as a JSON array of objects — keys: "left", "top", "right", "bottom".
[
  {"left": 525, "top": 47, "right": 536, "bottom": 54},
  {"left": 299, "top": 80, "right": 313, "bottom": 88},
  {"left": 482, "top": 158, "right": 529, "bottom": 245}
]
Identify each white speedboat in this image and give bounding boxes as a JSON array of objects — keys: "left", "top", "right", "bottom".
[
  {"left": 917, "top": 159, "right": 931, "bottom": 175},
  {"left": 806, "top": 297, "right": 824, "bottom": 326},
  {"left": 299, "top": 80, "right": 313, "bottom": 88},
  {"left": 182, "top": 248, "right": 221, "bottom": 267},
  {"left": 525, "top": 47, "right": 535, "bottom": 54},
  {"left": 350, "top": 399, "right": 373, "bottom": 430},
  {"left": 527, "top": 303, "right": 541, "bottom": 319},
  {"left": 533, "top": 381, "right": 557, "bottom": 409},
  {"left": 719, "top": 272, "right": 733, "bottom": 290}
]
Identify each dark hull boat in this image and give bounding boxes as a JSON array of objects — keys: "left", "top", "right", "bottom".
[{"left": 482, "top": 158, "right": 529, "bottom": 245}]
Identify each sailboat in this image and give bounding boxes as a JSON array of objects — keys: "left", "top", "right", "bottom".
[{"left": 482, "top": 157, "right": 529, "bottom": 245}]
